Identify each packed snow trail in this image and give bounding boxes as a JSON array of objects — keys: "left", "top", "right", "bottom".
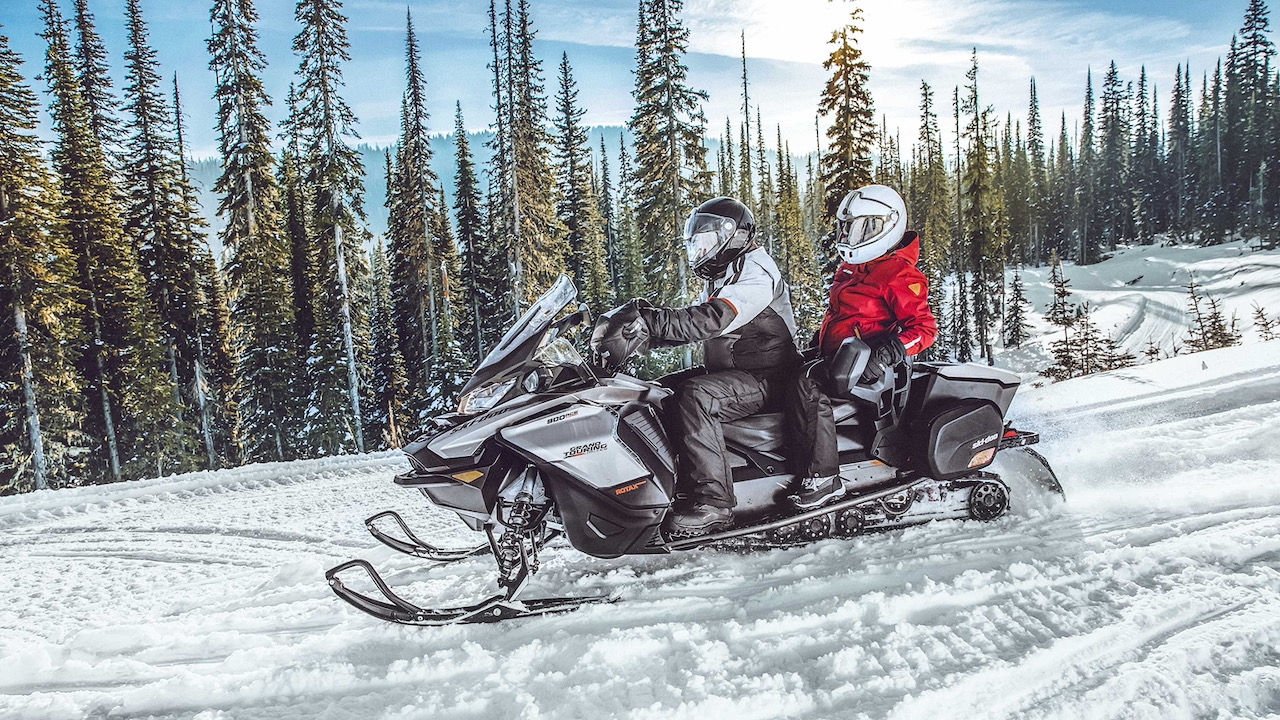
[{"left": 3, "top": 342, "right": 1280, "bottom": 720}]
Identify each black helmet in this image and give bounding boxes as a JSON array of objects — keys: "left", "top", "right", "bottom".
[{"left": 683, "top": 196, "right": 755, "bottom": 279}]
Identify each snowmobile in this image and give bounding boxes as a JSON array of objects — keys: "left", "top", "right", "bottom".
[{"left": 326, "top": 275, "right": 1063, "bottom": 626}]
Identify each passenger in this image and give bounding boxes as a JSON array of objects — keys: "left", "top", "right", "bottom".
[{"left": 785, "top": 184, "right": 939, "bottom": 509}]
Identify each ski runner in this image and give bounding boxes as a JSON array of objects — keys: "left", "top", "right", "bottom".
[
  {"left": 786, "top": 184, "right": 939, "bottom": 509},
  {"left": 592, "top": 196, "right": 800, "bottom": 537}
]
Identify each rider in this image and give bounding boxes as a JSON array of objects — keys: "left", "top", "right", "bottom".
[
  {"left": 786, "top": 184, "right": 939, "bottom": 509},
  {"left": 591, "top": 196, "right": 799, "bottom": 537}
]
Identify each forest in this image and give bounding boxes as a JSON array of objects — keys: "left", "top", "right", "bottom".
[{"left": 1, "top": 0, "right": 1276, "bottom": 493}]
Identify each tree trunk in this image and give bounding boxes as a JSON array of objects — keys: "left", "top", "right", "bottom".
[
  {"left": 333, "top": 198, "right": 365, "bottom": 453},
  {"left": 14, "top": 302, "right": 48, "bottom": 491}
]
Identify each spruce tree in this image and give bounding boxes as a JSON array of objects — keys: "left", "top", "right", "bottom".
[
  {"left": 365, "top": 241, "right": 408, "bottom": 448},
  {"left": 209, "top": 0, "right": 301, "bottom": 462},
  {"left": 914, "top": 81, "right": 951, "bottom": 358},
  {"left": 1096, "top": 61, "right": 1130, "bottom": 250},
  {"left": 122, "top": 0, "right": 206, "bottom": 471},
  {"left": 0, "top": 30, "right": 86, "bottom": 492},
  {"left": 598, "top": 134, "right": 619, "bottom": 293},
  {"left": 426, "top": 184, "right": 471, "bottom": 414},
  {"left": 71, "top": 0, "right": 122, "bottom": 167},
  {"left": 293, "top": 0, "right": 371, "bottom": 453},
  {"left": 817, "top": 6, "right": 875, "bottom": 235},
  {"left": 615, "top": 133, "right": 646, "bottom": 302},
  {"left": 775, "top": 131, "right": 823, "bottom": 338},
  {"left": 453, "top": 103, "right": 493, "bottom": 361},
  {"left": 553, "top": 53, "right": 611, "bottom": 310},
  {"left": 1253, "top": 302, "right": 1278, "bottom": 340},
  {"left": 1027, "top": 78, "right": 1047, "bottom": 261},
  {"left": 43, "top": 0, "right": 180, "bottom": 482},
  {"left": 1046, "top": 250, "right": 1075, "bottom": 327},
  {"left": 173, "top": 73, "right": 236, "bottom": 469},
  {"left": 629, "top": 0, "right": 711, "bottom": 307},
  {"left": 506, "top": 0, "right": 568, "bottom": 307},
  {"left": 960, "top": 51, "right": 1007, "bottom": 363},
  {"left": 1002, "top": 266, "right": 1032, "bottom": 347},
  {"left": 386, "top": 10, "right": 439, "bottom": 421},
  {"left": 279, "top": 83, "right": 315, "bottom": 364}
]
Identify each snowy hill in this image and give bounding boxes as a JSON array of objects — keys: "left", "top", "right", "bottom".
[
  {"left": 2, "top": 338, "right": 1279, "bottom": 718},
  {"left": 995, "top": 239, "right": 1280, "bottom": 378}
]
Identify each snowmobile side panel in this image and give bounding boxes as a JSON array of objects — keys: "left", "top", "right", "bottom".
[{"left": 920, "top": 402, "right": 1004, "bottom": 479}]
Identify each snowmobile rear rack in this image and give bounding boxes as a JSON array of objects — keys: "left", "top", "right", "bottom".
[
  {"left": 365, "top": 510, "right": 491, "bottom": 562},
  {"left": 325, "top": 558, "right": 613, "bottom": 625}
]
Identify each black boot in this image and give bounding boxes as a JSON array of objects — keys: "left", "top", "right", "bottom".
[
  {"left": 662, "top": 502, "right": 734, "bottom": 538},
  {"left": 792, "top": 475, "right": 845, "bottom": 509}
]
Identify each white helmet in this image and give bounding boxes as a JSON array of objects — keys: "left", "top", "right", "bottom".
[{"left": 834, "top": 184, "right": 908, "bottom": 265}]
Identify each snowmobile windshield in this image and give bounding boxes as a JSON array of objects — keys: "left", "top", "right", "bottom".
[{"left": 462, "top": 274, "right": 578, "bottom": 395}]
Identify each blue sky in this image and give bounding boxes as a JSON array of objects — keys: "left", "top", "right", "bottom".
[{"left": 0, "top": 0, "right": 1251, "bottom": 160}]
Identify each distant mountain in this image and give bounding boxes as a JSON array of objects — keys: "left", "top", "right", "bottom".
[{"left": 189, "top": 126, "right": 640, "bottom": 260}]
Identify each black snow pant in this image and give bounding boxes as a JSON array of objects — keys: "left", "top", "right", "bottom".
[
  {"left": 663, "top": 367, "right": 782, "bottom": 509},
  {"left": 783, "top": 360, "right": 840, "bottom": 479}
]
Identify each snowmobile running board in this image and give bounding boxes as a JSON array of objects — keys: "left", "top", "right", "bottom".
[
  {"left": 666, "top": 476, "right": 957, "bottom": 551},
  {"left": 325, "top": 559, "right": 614, "bottom": 626},
  {"left": 365, "top": 510, "right": 491, "bottom": 561}
]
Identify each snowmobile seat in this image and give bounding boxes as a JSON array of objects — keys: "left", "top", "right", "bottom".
[
  {"left": 722, "top": 412, "right": 786, "bottom": 452},
  {"left": 722, "top": 398, "right": 863, "bottom": 454}
]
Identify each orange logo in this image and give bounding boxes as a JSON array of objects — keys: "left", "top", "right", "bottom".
[
  {"left": 614, "top": 480, "right": 648, "bottom": 495},
  {"left": 908, "top": 283, "right": 922, "bottom": 296}
]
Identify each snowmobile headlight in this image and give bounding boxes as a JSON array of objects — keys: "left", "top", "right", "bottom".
[
  {"left": 534, "top": 337, "right": 584, "bottom": 368},
  {"left": 457, "top": 376, "right": 518, "bottom": 416}
]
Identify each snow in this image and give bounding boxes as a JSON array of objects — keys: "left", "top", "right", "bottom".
[{"left": 3, "top": 242, "right": 1280, "bottom": 719}]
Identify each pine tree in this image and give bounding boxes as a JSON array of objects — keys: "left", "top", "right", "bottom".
[
  {"left": 279, "top": 83, "right": 315, "bottom": 365},
  {"left": 775, "top": 131, "right": 822, "bottom": 337},
  {"left": 1169, "top": 64, "right": 1195, "bottom": 238},
  {"left": 483, "top": 0, "right": 516, "bottom": 324},
  {"left": 43, "top": 0, "right": 181, "bottom": 482},
  {"left": 173, "top": 73, "right": 236, "bottom": 469},
  {"left": 817, "top": 5, "right": 875, "bottom": 235},
  {"left": 426, "top": 184, "right": 471, "bottom": 414},
  {"left": 1253, "top": 302, "right": 1278, "bottom": 340},
  {"left": 1184, "top": 273, "right": 1241, "bottom": 351},
  {"left": 598, "top": 134, "right": 619, "bottom": 293},
  {"left": 505, "top": 0, "right": 568, "bottom": 308},
  {"left": 71, "top": 0, "right": 123, "bottom": 167},
  {"left": 615, "top": 133, "right": 646, "bottom": 302},
  {"left": 365, "top": 241, "right": 408, "bottom": 449},
  {"left": 122, "top": 0, "right": 206, "bottom": 471},
  {"left": 737, "top": 32, "right": 755, "bottom": 215},
  {"left": 913, "top": 81, "right": 952, "bottom": 358},
  {"left": 1003, "top": 266, "right": 1032, "bottom": 347},
  {"left": 386, "top": 10, "right": 439, "bottom": 422},
  {"left": 0, "top": 30, "right": 86, "bottom": 492},
  {"left": 294, "top": 0, "right": 371, "bottom": 454},
  {"left": 629, "top": 0, "right": 711, "bottom": 306},
  {"left": 1027, "top": 78, "right": 1047, "bottom": 262},
  {"left": 960, "top": 51, "right": 1007, "bottom": 363},
  {"left": 209, "top": 0, "right": 301, "bottom": 463},
  {"left": 553, "top": 53, "right": 611, "bottom": 310},
  {"left": 453, "top": 103, "right": 493, "bottom": 362},
  {"left": 1096, "top": 61, "right": 1130, "bottom": 250},
  {"left": 1046, "top": 250, "right": 1075, "bottom": 327}
]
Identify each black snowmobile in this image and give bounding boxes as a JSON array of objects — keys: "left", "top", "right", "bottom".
[{"left": 327, "top": 276, "right": 1062, "bottom": 626}]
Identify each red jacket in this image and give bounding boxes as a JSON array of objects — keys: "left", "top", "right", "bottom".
[{"left": 817, "top": 232, "right": 938, "bottom": 357}]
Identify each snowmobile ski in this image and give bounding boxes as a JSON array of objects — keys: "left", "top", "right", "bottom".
[{"left": 325, "top": 559, "right": 614, "bottom": 626}]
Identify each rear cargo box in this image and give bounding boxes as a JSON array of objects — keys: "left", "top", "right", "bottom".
[{"left": 908, "top": 362, "right": 1020, "bottom": 419}]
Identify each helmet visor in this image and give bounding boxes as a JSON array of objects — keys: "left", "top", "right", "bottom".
[
  {"left": 836, "top": 211, "right": 898, "bottom": 252},
  {"left": 683, "top": 212, "right": 737, "bottom": 269}
]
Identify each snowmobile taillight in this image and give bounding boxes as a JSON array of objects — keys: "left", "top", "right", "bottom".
[
  {"left": 1003, "top": 429, "right": 1018, "bottom": 438},
  {"left": 968, "top": 448, "right": 996, "bottom": 468}
]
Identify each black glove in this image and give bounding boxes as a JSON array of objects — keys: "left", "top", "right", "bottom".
[
  {"left": 590, "top": 299, "right": 651, "bottom": 371},
  {"left": 860, "top": 334, "right": 906, "bottom": 383}
]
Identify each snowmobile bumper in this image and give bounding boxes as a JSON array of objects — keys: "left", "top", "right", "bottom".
[
  {"left": 364, "top": 510, "right": 490, "bottom": 561},
  {"left": 997, "top": 427, "right": 1065, "bottom": 499}
]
